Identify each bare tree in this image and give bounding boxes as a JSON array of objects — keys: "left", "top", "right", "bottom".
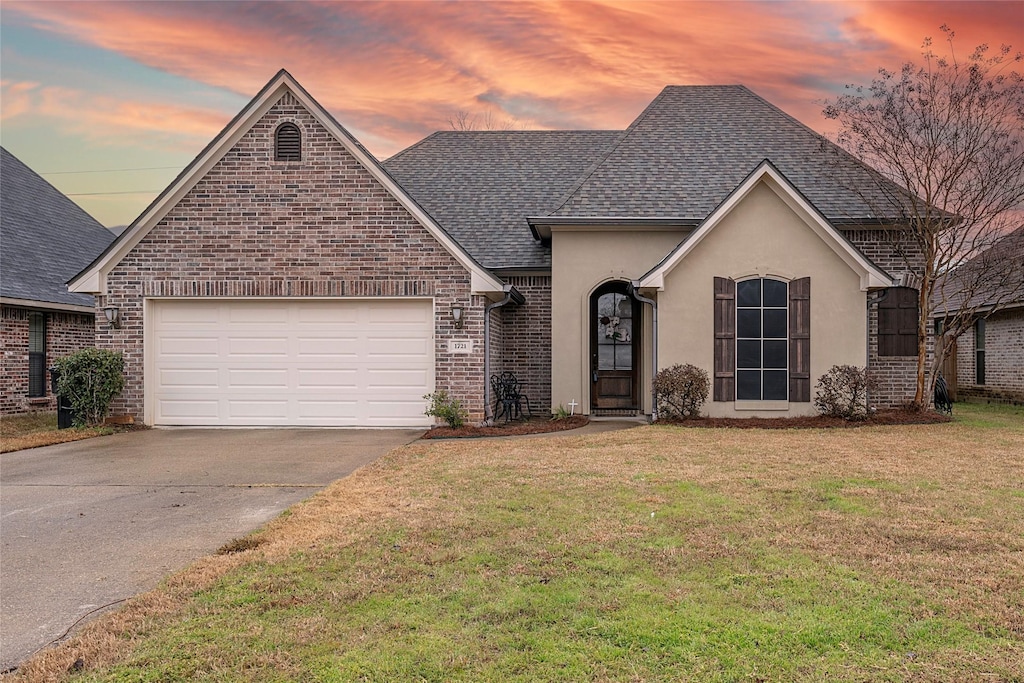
[
  {"left": 823, "top": 26, "right": 1024, "bottom": 408},
  {"left": 447, "top": 110, "right": 520, "bottom": 131}
]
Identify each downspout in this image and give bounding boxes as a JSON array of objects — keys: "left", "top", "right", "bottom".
[
  {"left": 628, "top": 281, "right": 658, "bottom": 422},
  {"left": 483, "top": 285, "right": 525, "bottom": 424},
  {"left": 866, "top": 288, "right": 890, "bottom": 412}
]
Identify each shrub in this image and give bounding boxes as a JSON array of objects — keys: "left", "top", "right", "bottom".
[
  {"left": 424, "top": 390, "right": 468, "bottom": 428},
  {"left": 551, "top": 404, "right": 571, "bottom": 420},
  {"left": 814, "top": 365, "right": 875, "bottom": 420},
  {"left": 652, "top": 364, "right": 709, "bottom": 419},
  {"left": 54, "top": 348, "right": 126, "bottom": 427}
]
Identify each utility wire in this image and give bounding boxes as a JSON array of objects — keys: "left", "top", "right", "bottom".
[{"left": 40, "top": 165, "right": 180, "bottom": 176}]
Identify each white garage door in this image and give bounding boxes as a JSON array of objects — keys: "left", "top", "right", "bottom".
[{"left": 150, "top": 299, "right": 433, "bottom": 426}]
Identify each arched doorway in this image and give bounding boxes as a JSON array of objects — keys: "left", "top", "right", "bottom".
[{"left": 590, "top": 281, "right": 640, "bottom": 412}]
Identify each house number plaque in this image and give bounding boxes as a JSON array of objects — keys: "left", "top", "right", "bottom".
[{"left": 447, "top": 339, "right": 473, "bottom": 354}]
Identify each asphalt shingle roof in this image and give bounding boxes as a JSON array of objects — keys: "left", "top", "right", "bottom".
[
  {"left": 551, "top": 86, "right": 902, "bottom": 222},
  {"left": 1, "top": 147, "right": 115, "bottom": 308},
  {"left": 383, "top": 130, "right": 620, "bottom": 269},
  {"left": 931, "top": 226, "right": 1024, "bottom": 316}
]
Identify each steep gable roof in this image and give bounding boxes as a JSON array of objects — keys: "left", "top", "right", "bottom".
[
  {"left": 1, "top": 147, "right": 114, "bottom": 311},
  {"left": 639, "top": 160, "right": 893, "bottom": 291},
  {"left": 547, "top": 85, "right": 904, "bottom": 224},
  {"left": 69, "top": 70, "right": 505, "bottom": 296},
  {"left": 384, "top": 131, "right": 619, "bottom": 270}
]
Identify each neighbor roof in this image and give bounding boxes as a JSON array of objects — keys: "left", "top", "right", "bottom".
[
  {"left": 1, "top": 147, "right": 114, "bottom": 310},
  {"left": 546, "top": 86, "right": 904, "bottom": 224},
  {"left": 931, "top": 226, "right": 1024, "bottom": 316},
  {"left": 384, "top": 130, "right": 619, "bottom": 270}
]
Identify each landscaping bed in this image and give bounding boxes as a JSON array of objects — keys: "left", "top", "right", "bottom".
[
  {"left": 659, "top": 407, "right": 953, "bottom": 429},
  {"left": 422, "top": 415, "right": 589, "bottom": 439}
]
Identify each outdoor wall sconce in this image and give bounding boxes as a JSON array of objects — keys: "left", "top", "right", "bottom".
[
  {"left": 451, "top": 305, "right": 464, "bottom": 329},
  {"left": 102, "top": 305, "right": 121, "bottom": 328}
]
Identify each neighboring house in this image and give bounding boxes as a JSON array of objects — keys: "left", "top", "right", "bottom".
[
  {"left": 933, "top": 226, "right": 1024, "bottom": 404},
  {"left": 1, "top": 147, "right": 116, "bottom": 415},
  {"left": 69, "top": 71, "right": 924, "bottom": 427}
]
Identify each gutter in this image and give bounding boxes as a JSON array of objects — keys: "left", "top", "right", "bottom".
[
  {"left": 628, "top": 281, "right": 658, "bottom": 422},
  {"left": 483, "top": 285, "right": 526, "bottom": 424}
]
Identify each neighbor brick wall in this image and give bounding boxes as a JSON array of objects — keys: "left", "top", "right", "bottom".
[
  {"left": 98, "top": 92, "right": 487, "bottom": 423},
  {"left": 954, "top": 309, "right": 1024, "bottom": 405},
  {"left": 843, "top": 229, "right": 929, "bottom": 407},
  {"left": 1, "top": 306, "right": 96, "bottom": 415},
  {"left": 499, "top": 276, "right": 552, "bottom": 415}
]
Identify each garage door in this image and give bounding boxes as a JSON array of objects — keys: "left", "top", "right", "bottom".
[{"left": 150, "top": 299, "right": 433, "bottom": 426}]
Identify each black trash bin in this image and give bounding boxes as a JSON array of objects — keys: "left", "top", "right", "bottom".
[{"left": 48, "top": 366, "right": 75, "bottom": 429}]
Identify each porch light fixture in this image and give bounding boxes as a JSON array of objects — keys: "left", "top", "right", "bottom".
[
  {"left": 451, "top": 305, "right": 464, "bottom": 329},
  {"left": 102, "top": 305, "right": 121, "bottom": 328}
]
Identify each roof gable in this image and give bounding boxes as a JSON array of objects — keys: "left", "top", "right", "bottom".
[
  {"left": 1, "top": 147, "right": 114, "bottom": 310},
  {"left": 639, "top": 160, "right": 893, "bottom": 291},
  {"left": 69, "top": 70, "right": 504, "bottom": 295}
]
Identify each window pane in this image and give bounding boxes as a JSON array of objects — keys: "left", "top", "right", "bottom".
[
  {"left": 737, "top": 280, "right": 761, "bottom": 307},
  {"left": 737, "top": 370, "right": 761, "bottom": 400},
  {"left": 737, "top": 309, "right": 760, "bottom": 338},
  {"left": 763, "top": 371, "right": 788, "bottom": 400},
  {"left": 598, "top": 344, "right": 615, "bottom": 370},
  {"left": 763, "top": 340, "right": 787, "bottom": 368},
  {"left": 763, "top": 309, "right": 787, "bottom": 338},
  {"left": 29, "top": 314, "right": 46, "bottom": 353},
  {"left": 763, "top": 279, "right": 788, "bottom": 307},
  {"left": 615, "top": 345, "right": 632, "bottom": 370},
  {"left": 737, "top": 340, "right": 761, "bottom": 369}
]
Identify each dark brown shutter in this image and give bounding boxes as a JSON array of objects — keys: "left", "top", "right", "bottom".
[
  {"left": 896, "top": 288, "right": 919, "bottom": 356},
  {"left": 789, "top": 277, "right": 811, "bottom": 402},
  {"left": 878, "top": 287, "right": 918, "bottom": 357},
  {"left": 275, "top": 123, "right": 301, "bottom": 161},
  {"left": 713, "top": 277, "right": 735, "bottom": 401}
]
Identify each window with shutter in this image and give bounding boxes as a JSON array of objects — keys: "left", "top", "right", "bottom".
[
  {"left": 878, "top": 287, "right": 918, "bottom": 357},
  {"left": 975, "top": 318, "right": 986, "bottom": 384},
  {"left": 788, "top": 277, "right": 811, "bottom": 402},
  {"left": 275, "top": 123, "right": 301, "bottom": 162},
  {"left": 735, "top": 277, "right": 789, "bottom": 401},
  {"left": 28, "top": 312, "right": 46, "bottom": 397}
]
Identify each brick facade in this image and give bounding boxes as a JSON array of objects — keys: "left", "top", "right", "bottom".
[
  {"left": 843, "top": 229, "right": 928, "bottom": 407},
  {"left": 98, "top": 93, "right": 487, "bottom": 423},
  {"left": 499, "top": 276, "right": 553, "bottom": 415},
  {"left": 953, "top": 308, "right": 1024, "bottom": 405},
  {"left": 1, "top": 305, "right": 96, "bottom": 415}
]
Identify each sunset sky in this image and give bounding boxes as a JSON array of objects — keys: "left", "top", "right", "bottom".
[{"left": 1, "top": 1, "right": 1021, "bottom": 228}]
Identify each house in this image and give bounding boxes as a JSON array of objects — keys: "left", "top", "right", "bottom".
[
  {"left": 933, "top": 226, "right": 1024, "bottom": 404},
  {"left": 1, "top": 147, "right": 116, "bottom": 415},
  {"left": 69, "top": 70, "right": 924, "bottom": 427}
]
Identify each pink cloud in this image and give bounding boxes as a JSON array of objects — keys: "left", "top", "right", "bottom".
[{"left": 4, "top": 1, "right": 1020, "bottom": 158}]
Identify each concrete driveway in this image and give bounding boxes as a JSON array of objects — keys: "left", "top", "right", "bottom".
[{"left": 0, "top": 427, "right": 422, "bottom": 672}]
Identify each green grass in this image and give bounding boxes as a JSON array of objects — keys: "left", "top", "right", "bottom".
[{"left": 24, "top": 404, "right": 1024, "bottom": 682}]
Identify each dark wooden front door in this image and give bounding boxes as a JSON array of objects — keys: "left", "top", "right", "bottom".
[{"left": 591, "top": 282, "right": 640, "bottom": 410}]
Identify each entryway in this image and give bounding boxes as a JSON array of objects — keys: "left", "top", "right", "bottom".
[{"left": 590, "top": 281, "right": 640, "bottom": 415}]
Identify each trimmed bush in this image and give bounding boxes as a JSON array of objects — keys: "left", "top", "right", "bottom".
[
  {"left": 54, "top": 348, "right": 126, "bottom": 427},
  {"left": 424, "top": 390, "right": 468, "bottom": 428},
  {"left": 652, "top": 364, "right": 709, "bottom": 419},
  {"left": 814, "top": 365, "right": 875, "bottom": 420}
]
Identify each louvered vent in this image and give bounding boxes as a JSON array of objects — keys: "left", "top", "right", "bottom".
[{"left": 275, "top": 123, "right": 301, "bottom": 161}]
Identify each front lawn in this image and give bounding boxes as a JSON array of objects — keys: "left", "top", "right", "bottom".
[
  {"left": 16, "top": 403, "right": 1024, "bottom": 681},
  {"left": 0, "top": 413, "right": 112, "bottom": 453}
]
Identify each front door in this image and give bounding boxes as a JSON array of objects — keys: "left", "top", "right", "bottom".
[{"left": 591, "top": 282, "right": 640, "bottom": 410}]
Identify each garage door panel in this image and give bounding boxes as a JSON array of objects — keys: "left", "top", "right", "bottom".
[
  {"left": 151, "top": 299, "right": 434, "bottom": 426},
  {"left": 159, "top": 337, "right": 219, "bottom": 356},
  {"left": 296, "top": 369, "right": 358, "bottom": 388},
  {"left": 296, "top": 336, "right": 360, "bottom": 357},
  {"left": 157, "top": 399, "right": 220, "bottom": 419},
  {"left": 158, "top": 368, "right": 219, "bottom": 388},
  {"left": 227, "top": 368, "right": 289, "bottom": 388}
]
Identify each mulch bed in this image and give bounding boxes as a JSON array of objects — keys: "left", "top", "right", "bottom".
[
  {"left": 422, "top": 415, "right": 590, "bottom": 439},
  {"left": 421, "top": 409, "right": 953, "bottom": 439},
  {"left": 659, "top": 408, "right": 953, "bottom": 429}
]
